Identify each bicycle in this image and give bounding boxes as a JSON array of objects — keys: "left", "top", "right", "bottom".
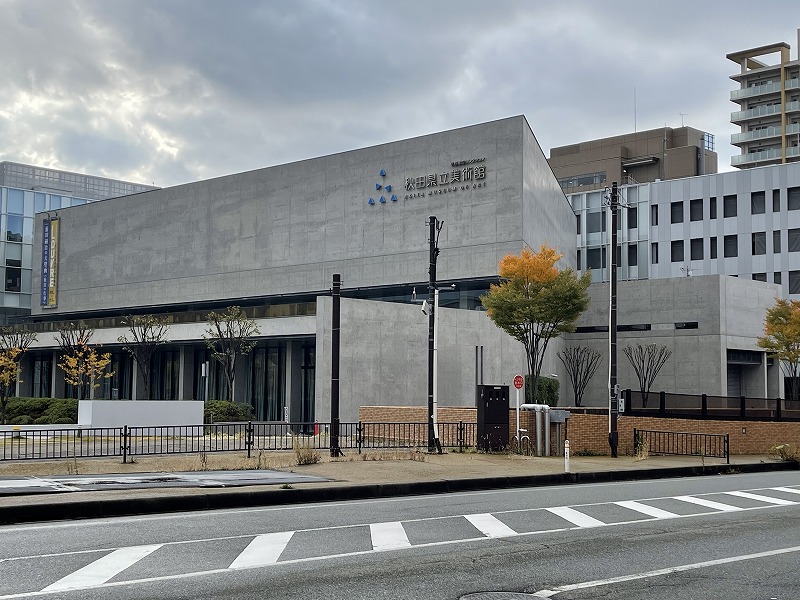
[{"left": 510, "top": 429, "right": 531, "bottom": 456}]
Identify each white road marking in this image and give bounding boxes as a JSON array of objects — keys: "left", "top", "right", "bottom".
[
  {"left": 41, "top": 544, "right": 162, "bottom": 592},
  {"left": 464, "top": 513, "right": 518, "bottom": 538},
  {"left": 614, "top": 500, "right": 679, "bottom": 519},
  {"left": 771, "top": 486, "right": 800, "bottom": 495},
  {"left": 546, "top": 506, "right": 605, "bottom": 528},
  {"left": 369, "top": 521, "right": 411, "bottom": 551},
  {"left": 725, "top": 490, "right": 797, "bottom": 505},
  {"left": 534, "top": 544, "right": 800, "bottom": 597},
  {"left": 674, "top": 495, "right": 742, "bottom": 512},
  {"left": 228, "top": 531, "right": 293, "bottom": 569}
]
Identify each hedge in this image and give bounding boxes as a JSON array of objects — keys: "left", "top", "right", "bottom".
[
  {"left": 524, "top": 375, "right": 559, "bottom": 407},
  {"left": 4, "top": 397, "right": 78, "bottom": 425}
]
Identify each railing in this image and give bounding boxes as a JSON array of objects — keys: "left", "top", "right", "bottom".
[
  {"left": 0, "top": 421, "right": 479, "bottom": 462},
  {"left": 634, "top": 428, "right": 729, "bottom": 464},
  {"left": 624, "top": 389, "right": 800, "bottom": 421}
]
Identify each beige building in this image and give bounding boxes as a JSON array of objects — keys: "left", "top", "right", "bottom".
[
  {"left": 728, "top": 30, "right": 800, "bottom": 169},
  {"left": 549, "top": 126, "right": 717, "bottom": 193}
]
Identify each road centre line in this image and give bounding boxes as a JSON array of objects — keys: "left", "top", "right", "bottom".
[
  {"left": 3, "top": 474, "right": 796, "bottom": 533},
  {"left": 533, "top": 544, "right": 800, "bottom": 597}
]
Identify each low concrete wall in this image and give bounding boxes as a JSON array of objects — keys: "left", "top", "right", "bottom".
[{"left": 78, "top": 400, "right": 205, "bottom": 428}]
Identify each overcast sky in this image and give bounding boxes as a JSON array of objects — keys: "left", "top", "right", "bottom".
[{"left": 1, "top": 0, "right": 798, "bottom": 188}]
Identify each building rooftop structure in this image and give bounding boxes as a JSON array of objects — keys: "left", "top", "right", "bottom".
[
  {"left": 549, "top": 126, "right": 717, "bottom": 193},
  {"left": 727, "top": 29, "right": 800, "bottom": 169}
]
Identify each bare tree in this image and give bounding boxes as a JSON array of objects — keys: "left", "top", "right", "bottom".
[
  {"left": 557, "top": 346, "right": 602, "bottom": 407},
  {"left": 203, "top": 307, "right": 259, "bottom": 402},
  {"left": 622, "top": 343, "right": 672, "bottom": 408},
  {"left": 56, "top": 322, "right": 95, "bottom": 400},
  {"left": 118, "top": 315, "right": 171, "bottom": 400}
]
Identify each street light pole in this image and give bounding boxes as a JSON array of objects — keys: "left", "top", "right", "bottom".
[
  {"left": 608, "top": 182, "right": 619, "bottom": 458},
  {"left": 428, "top": 216, "right": 443, "bottom": 454}
]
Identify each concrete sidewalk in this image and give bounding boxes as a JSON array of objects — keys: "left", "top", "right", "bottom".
[{"left": 0, "top": 451, "right": 796, "bottom": 525}]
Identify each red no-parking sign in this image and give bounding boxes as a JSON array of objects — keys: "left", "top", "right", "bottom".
[{"left": 513, "top": 374, "right": 524, "bottom": 389}]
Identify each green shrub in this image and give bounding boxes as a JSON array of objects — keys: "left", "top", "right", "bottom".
[
  {"left": 5, "top": 397, "right": 77, "bottom": 424},
  {"left": 39, "top": 398, "right": 78, "bottom": 424},
  {"left": 204, "top": 399, "right": 253, "bottom": 423},
  {"left": 9, "top": 415, "right": 33, "bottom": 425},
  {"left": 6, "top": 397, "right": 49, "bottom": 422},
  {"left": 524, "top": 375, "right": 559, "bottom": 406}
]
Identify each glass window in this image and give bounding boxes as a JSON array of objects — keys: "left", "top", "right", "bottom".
[
  {"left": 650, "top": 205, "right": 658, "bottom": 226},
  {"left": 724, "top": 234, "right": 738, "bottom": 258},
  {"left": 628, "top": 244, "right": 638, "bottom": 266},
  {"left": 671, "top": 201, "right": 684, "bottom": 224},
  {"left": 752, "top": 232, "right": 767, "bottom": 255},
  {"left": 752, "top": 273, "right": 767, "bottom": 282},
  {"left": 723, "top": 195, "right": 737, "bottom": 218},
  {"left": 71, "top": 198, "right": 87, "bottom": 206},
  {"left": 651, "top": 242, "right": 658, "bottom": 264},
  {"left": 710, "top": 236, "right": 717, "bottom": 259},
  {"left": 50, "top": 195, "right": 62, "bottom": 210},
  {"left": 576, "top": 214, "right": 581, "bottom": 234},
  {"left": 790, "top": 271, "right": 800, "bottom": 294},
  {"left": 773, "top": 189, "right": 781, "bottom": 212},
  {"left": 690, "top": 199, "right": 703, "bottom": 221},
  {"left": 586, "top": 211, "right": 605, "bottom": 233},
  {"left": 627, "top": 206, "right": 637, "bottom": 229},
  {"left": 7, "top": 189, "right": 23, "bottom": 215},
  {"left": 577, "top": 249, "right": 581, "bottom": 270},
  {"left": 775, "top": 272, "right": 782, "bottom": 285},
  {"left": 789, "top": 187, "right": 800, "bottom": 211},
  {"left": 671, "top": 240, "right": 684, "bottom": 262},
  {"left": 34, "top": 193, "right": 47, "bottom": 214},
  {"left": 6, "top": 216, "right": 22, "bottom": 242},
  {"left": 587, "top": 248, "right": 605, "bottom": 269},
  {"left": 4, "top": 267, "right": 20, "bottom": 292},
  {"left": 790, "top": 228, "right": 800, "bottom": 252},
  {"left": 751, "top": 192, "right": 766, "bottom": 214},
  {"left": 690, "top": 238, "right": 703, "bottom": 260},
  {"left": 710, "top": 197, "right": 717, "bottom": 219}
]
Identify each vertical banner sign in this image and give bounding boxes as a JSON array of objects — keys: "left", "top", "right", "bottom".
[
  {"left": 43, "top": 218, "right": 60, "bottom": 307},
  {"left": 40, "top": 219, "right": 51, "bottom": 306}
]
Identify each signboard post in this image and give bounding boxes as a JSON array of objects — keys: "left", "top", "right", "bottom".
[{"left": 513, "top": 374, "right": 524, "bottom": 444}]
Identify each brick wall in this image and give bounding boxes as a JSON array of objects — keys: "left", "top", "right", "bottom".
[{"left": 360, "top": 406, "right": 800, "bottom": 455}]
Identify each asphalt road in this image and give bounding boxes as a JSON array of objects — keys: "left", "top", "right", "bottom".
[{"left": 0, "top": 470, "right": 798, "bottom": 599}]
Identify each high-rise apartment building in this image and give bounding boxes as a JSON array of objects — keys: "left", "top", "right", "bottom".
[
  {"left": 728, "top": 30, "right": 800, "bottom": 169},
  {"left": 549, "top": 126, "right": 717, "bottom": 193}
]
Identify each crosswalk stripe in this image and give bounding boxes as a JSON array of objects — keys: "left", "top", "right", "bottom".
[
  {"left": 229, "top": 532, "right": 294, "bottom": 569},
  {"left": 674, "top": 495, "right": 742, "bottom": 512},
  {"left": 726, "top": 491, "right": 797, "bottom": 506},
  {"left": 370, "top": 521, "right": 411, "bottom": 551},
  {"left": 41, "top": 544, "right": 162, "bottom": 592},
  {"left": 772, "top": 486, "right": 800, "bottom": 496},
  {"left": 464, "top": 513, "right": 518, "bottom": 538},
  {"left": 546, "top": 506, "right": 605, "bottom": 528},
  {"left": 614, "top": 500, "right": 679, "bottom": 519}
]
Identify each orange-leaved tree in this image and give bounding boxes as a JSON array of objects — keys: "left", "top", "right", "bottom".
[
  {"left": 57, "top": 343, "right": 114, "bottom": 400},
  {"left": 757, "top": 298, "right": 800, "bottom": 401},
  {"left": 0, "top": 348, "right": 22, "bottom": 425},
  {"left": 482, "top": 245, "right": 591, "bottom": 402}
]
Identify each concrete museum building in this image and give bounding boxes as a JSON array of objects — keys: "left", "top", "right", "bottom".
[{"left": 23, "top": 116, "right": 576, "bottom": 422}]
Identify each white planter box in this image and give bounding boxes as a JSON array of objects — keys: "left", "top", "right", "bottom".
[{"left": 78, "top": 400, "right": 205, "bottom": 428}]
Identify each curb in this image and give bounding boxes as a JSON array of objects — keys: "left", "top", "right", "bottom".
[{"left": 0, "top": 460, "right": 796, "bottom": 525}]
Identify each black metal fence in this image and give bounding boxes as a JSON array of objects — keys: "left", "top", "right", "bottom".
[
  {"left": 625, "top": 389, "right": 800, "bottom": 421},
  {"left": 633, "top": 428, "right": 730, "bottom": 463},
  {"left": 0, "top": 421, "right": 479, "bottom": 462}
]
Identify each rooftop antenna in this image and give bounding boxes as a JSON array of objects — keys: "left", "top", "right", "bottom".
[
  {"left": 633, "top": 87, "right": 637, "bottom": 133},
  {"left": 680, "top": 113, "right": 688, "bottom": 127}
]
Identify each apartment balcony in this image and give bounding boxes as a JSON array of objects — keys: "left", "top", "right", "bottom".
[
  {"left": 787, "top": 100, "right": 800, "bottom": 114},
  {"left": 731, "top": 147, "right": 783, "bottom": 167},
  {"left": 786, "top": 77, "right": 800, "bottom": 92},
  {"left": 789, "top": 146, "right": 800, "bottom": 158},
  {"left": 731, "top": 125, "right": 782, "bottom": 146},
  {"left": 730, "top": 81, "right": 781, "bottom": 102},
  {"left": 731, "top": 104, "right": 782, "bottom": 122}
]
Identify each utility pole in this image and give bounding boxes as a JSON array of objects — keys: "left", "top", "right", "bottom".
[
  {"left": 608, "top": 182, "right": 619, "bottom": 458},
  {"left": 427, "top": 216, "right": 443, "bottom": 454},
  {"left": 330, "top": 273, "right": 343, "bottom": 457}
]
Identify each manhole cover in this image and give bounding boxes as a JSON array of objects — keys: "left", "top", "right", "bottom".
[{"left": 460, "top": 593, "right": 540, "bottom": 600}]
